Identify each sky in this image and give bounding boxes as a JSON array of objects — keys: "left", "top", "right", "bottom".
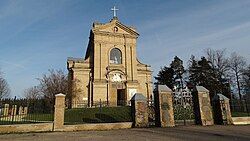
[{"left": 0, "top": 0, "right": 250, "bottom": 98}]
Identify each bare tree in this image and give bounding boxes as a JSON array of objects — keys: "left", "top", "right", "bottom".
[
  {"left": 229, "top": 52, "right": 247, "bottom": 100},
  {"left": 0, "top": 71, "right": 10, "bottom": 99},
  {"left": 37, "top": 69, "right": 68, "bottom": 110},
  {"left": 205, "top": 48, "right": 230, "bottom": 78},
  {"left": 23, "top": 86, "right": 42, "bottom": 100}
]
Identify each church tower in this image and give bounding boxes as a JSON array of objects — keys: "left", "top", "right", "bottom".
[{"left": 67, "top": 9, "right": 153, "bottom": 107}]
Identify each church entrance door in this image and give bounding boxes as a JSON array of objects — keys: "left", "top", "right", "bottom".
[{"left": 117, "top": 89, "right": 126, "bottom": 106}]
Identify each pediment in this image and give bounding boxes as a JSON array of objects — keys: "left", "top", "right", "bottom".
[{"left": 92, "top": 19, "right": 139, "bottom": 36}]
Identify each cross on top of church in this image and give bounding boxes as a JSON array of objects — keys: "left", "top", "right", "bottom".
[{"left": 111, "top": 6, "right": 119, "bottom": 17}]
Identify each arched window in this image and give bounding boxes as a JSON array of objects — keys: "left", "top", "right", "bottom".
[{"left": 110, "top": 48, "right": 122, "bottom": 64}]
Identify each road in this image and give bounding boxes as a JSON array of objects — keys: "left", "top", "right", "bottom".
[{"left": 0, "top": 125, "right": 249, "bottom": 141}]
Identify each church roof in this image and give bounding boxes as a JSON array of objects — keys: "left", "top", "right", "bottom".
[{"left": 92, "top": 18, "right": 139, "bottom": 37}]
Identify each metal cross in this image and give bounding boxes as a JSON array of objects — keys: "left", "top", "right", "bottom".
[{"left": 111, "top": 6, "right": 119, "bottom": 17}]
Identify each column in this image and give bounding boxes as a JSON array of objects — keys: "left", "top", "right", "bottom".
[
  {"left": 193, "top": 86, "right": 214, "bottom": 126},
  {"left": 155, "top": 85, "right": 175, "bottom": 127},
  {"left": 212, "top": 94, "right": 233, "bottom": 125},
  {"left": 53, "top": 93, "right": 66, "bottom": 131},
  {"left": 131, "top": 93, "right": 148, "bottom": 127}
]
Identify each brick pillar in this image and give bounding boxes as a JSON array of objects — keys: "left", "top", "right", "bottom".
[
  {"left": 212, "top": 94, "right": 233, "bottom": 125},
  {"left": 131, "top": 93, "right": 148, "bottom": 127},
  {"left": 53, "top": 93, "right": 66, "bottom": 131},
  {"left": 193, "top": 86, "right": 214, "bottom": 126},
  {"left": 155, "top": 85, "right": 175, "bottom": 127}
]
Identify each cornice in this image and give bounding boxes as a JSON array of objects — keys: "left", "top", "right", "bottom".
[
  {"left": 93, "top": 31, "right": 137, "bottom": 39},
  {"left": 94, "top": 40, "right": 136, "bottom": 46}
]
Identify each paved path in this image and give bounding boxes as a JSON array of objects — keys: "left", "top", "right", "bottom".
[{"left": 0, "top": 125, "right": 249, "bottom": 141}]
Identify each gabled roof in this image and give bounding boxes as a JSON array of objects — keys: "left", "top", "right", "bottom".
[{"left": 92, "top": 18, "right": 139, "bottom": 36}]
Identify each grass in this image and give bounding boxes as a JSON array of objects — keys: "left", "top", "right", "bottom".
[
  {"left": 64, "top": 106, "right": 132, "bottom": 125},
  {"left": 231, "top": 112, "right": 250, "bottom": 117},
  {"left": 23, "top": 114, "right": 54, "bottom": 121},
  {"left": 0, "top": 114, "right": 53, "bottom": 125}
]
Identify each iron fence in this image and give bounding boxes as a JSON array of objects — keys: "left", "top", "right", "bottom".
[
  {"left": 230, "top": 99, "right": 250, "bottom": 117},
  {"left": 64, "top": 100, "right": 132, "bottom": 125},
  {"left": 0, "top": 98, "right": 54, "bottom": 125},
  {"left": 69, "top": 100, "right": 130, "bottom": 108}
]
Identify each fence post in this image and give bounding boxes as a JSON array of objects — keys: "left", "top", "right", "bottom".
[
  {"left": 193, "top": 86, "right": 214, "bottom": 126},
  {"left": 212, "top": 94, "right": 233, "bottom": 125},
  {"left": 131, "top": 93, "right": 148, "bottom": 127},
  {"left": 155, "top": 85, "right": 175, "bottom": 127},
  {"left": 53, "top": 93, "right": 66, "bottom": 131}
]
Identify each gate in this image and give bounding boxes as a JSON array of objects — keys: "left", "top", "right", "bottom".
[
  {"left": 173, "top": 89, "right": 195, "bottom": 126},
  {"left": 147, "top": 100, "right": 155, "bottom": 126}
]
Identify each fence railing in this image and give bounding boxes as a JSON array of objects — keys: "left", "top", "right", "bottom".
[
  {"left": 70, "top": 100, "right": 131, "bottom": 108},
  {"left": 64, "top": 100, "right": 132, "bottom": 125},
  {"left": 0, "top": 98, "right": 54, "bottom": 125},
  {"left": 230, "top": 99, "right": 250, "bottom": 117}
]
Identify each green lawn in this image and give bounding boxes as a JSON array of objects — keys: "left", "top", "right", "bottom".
[
  {"left": 231, "top": 112, "right": 250, "bottom": 117},
  {"left": 64, "top": 106, "right": 132, "bottom": 124},
  {"left": 0, "top": 114, "right": 53, "bottom": 125},
  {"left": 23, "top": 114, "right": 54, "bottom": 121}
]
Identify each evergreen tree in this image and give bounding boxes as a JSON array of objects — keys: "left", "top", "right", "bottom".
[
  {"left": 154, "top": 66, "right": 175, "bottom": 89},
  {"left": 189, "top": 56, "right": 222, "bottom": 98}
]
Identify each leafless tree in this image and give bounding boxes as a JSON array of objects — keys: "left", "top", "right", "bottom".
[
  {"left": 0, "top": 71, "right": 10, "bottom": 99},
  {"left": 23, "top": 86, "right": 42, "bottom": 100},
  {"left": 37, "top": 69, "right": 68, "bottom": 110},
  {"left": 229, "top": 52, "right": 247, "bottom": 100},
  {"left": 205, "top": 48, "right": 230, "bottom": 78}
]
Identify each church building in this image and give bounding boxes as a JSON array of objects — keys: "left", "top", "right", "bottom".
[{"left": 67, "top": 9, "right": 153, "bottom": 107}]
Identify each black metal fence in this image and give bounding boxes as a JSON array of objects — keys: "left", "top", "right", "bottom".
[
  {"left": 64, "top": 100, "right": 132, "bottom": 125},
  {"left": 230, "top": 99, "right": 250, "bottom": 117},
  {"left": 69, "top": 100, "right": 130, "bottom": 108},
  {"left": 0, "top": 98, "right": 54, "bottom": 125}
]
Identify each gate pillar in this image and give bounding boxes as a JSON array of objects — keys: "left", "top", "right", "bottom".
[
  {"left": 193, "top": 86, "right": 214, "bottom": 126},
  {"left": 155, "top": 85, "right": 175, "bottom": 127},
  {"left": 131, "top": 93, "right": 149, "bottom": 127},
  {"left": 212, "top": 94, "right": 233, "bottom": 125},
  {"left": 53, "top": 93, "right": 66, "bottom": 131}
]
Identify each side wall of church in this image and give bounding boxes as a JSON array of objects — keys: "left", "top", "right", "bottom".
[
  {"left": 71, "top": 63, "right": 90, "bottom": 103},
  {"left": 137, "top": 70, "right": 153, "bottom": 100}
]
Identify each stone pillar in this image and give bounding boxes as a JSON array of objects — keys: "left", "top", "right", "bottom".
[
  {"left": 212, "top": 94, "right": 233, "bottom": 125},
  {"left": 3, "top": 104, "right": 9, "bottom": 116},
  {"left": 53, "top": 93, "right": 66, "bottom": 131},
  {"left": 131, "top": 93, "right": 148, "bottom": 127},
  {"left": 193, "top": 86, "right": 214, "bottom": 126},
  {"left": 155, "top": 85, "right": 175, "bottom": 127}
]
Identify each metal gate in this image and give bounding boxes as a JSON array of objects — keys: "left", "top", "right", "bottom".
[
  {"left": 148, "top": 100, "right": 155, "bottom": 126},
  {"left": 173, "top": 89, "right": 195, "bottom": 126}
]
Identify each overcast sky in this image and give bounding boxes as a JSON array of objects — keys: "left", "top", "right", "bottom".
[{"left": 0, "top": 0, "right": 250, "bottom": 98}]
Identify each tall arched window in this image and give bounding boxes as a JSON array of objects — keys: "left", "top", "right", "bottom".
[{"left": 110, "top": 48, "right": 122, "bottom": 64}]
